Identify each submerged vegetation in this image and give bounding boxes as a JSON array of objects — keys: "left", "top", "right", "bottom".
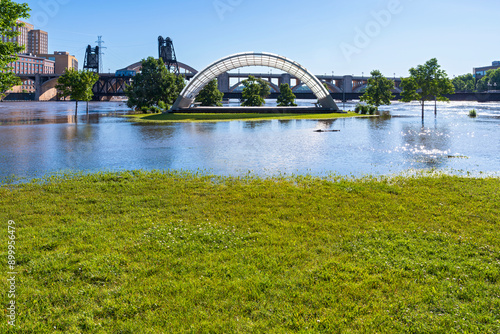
[{"left": 1, "top": 171, "right": 499, "bottom": 333}]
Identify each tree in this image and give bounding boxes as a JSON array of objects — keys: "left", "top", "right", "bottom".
[
  {"left": 125, "top": 57, "right": 185, "bottom": 112},
  {"left": 241, "top": 75, "right": 270, "bottom": 107},
  {"left": 277, "top": 83, "right": 297, "bottom": 106},
  {"left": 476, "top": 68, "right": 500, "bottom": 92},
  {"left": 452, "top": 73, "right": 476, "bottom": 92},
  {"left": 55, "top": 68, "right": 99, "bottom": 112},
  {"left": 477, "top": 77, "right": 489, "bottom": 92},
  {"left": 487, "top": 68, "right": 500, "bottom": 90},
  {"left": 400, "top": 58, "right": 454, "bottom": 119},
  {"left": 0, "top": 1, "right": 30, "bottom": 99},
  {"left": 360, "top": 70, "right": 395, "bottom": 108},
  {"left": 195, "top": 79, "right": 223, "bottom": 106}
]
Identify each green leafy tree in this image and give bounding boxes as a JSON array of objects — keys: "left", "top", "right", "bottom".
[
  {"left": 55, "top": 68, "right": 99, "bottom": 112},
  {"left": 360, "top": 70, "right": 395, "bottom": 108},
  {"left": 125, "top": 57, "right": 185, "bottom": 112},
  {"left": 195, "top": 79, "right": 223, "bottom": 106},
  {"left": 476, "top": 77, "right": 489, "bottom": 92},
  {"left": 241, "top": 75, "right": 270, "bottom": 107},
  {"left": 452, "top": 77, "right": 466, "bottom": 92},
  {"left": 487, "top": 68, "right": 500, "bottom": 89},
  {"left": 476, "top": 68, "right": 500, "bottom": 92},
  {"left": 452, "top": 73, "right": 476, "bottom": 92},
  {"left": 400, "top": 58, "right": 455, "bottom": 119},
  {"left": 0, "top": 1, "right": 30, "bottom": 99},
  {"left": 277, "top": 83, "right": 297, "bottom": 106}
]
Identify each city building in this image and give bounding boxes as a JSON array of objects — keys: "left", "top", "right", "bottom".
[
  {"left": 37, "top": 51, "right": 79, "bottom": 74},
  {"left": 1, "top": 20, "right": 33, "bottom": 53},
  {"left": 28, "top": 29, "right": 49, "bottom": 55},
  {"left": 0, "top": 20, "right": 48, "bottom": 55},
  {"left": 473, "top": 61, "right": 500, "bottom": 78},
  {"left": 6, "top": 54, "right": 55, "bottom": 92}
]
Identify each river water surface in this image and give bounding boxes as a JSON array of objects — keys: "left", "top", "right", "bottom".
[{"left": 0, "top": 100, "right": 498, "bottom": 180}]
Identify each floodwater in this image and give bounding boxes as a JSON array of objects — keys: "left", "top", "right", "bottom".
[{"left": 0, "top": 100, "right": 498, "bottom": 181}]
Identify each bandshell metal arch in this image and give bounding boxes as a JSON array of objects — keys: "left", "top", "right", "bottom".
[{"left": 171, "top": 52, "right": 339, "bottom": 110}]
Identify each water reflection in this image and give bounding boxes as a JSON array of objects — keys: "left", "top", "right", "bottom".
[
  {"left": 399, "top": 124, "right": 452, "bottom": 167},
  {"left": 0, "top": 101, "right": 499, "bottom": 179},
  {"left": 0, "top": 101, "right": 130, "bottom": 126},
  {"left": 135, "top": 123, "right": 177, "bottom": 141},
  {"left": 277, "top": 119, "right": 293, "bottom": 128},
  {"left": 367, "top": 116, "right": 391, "bottom": 130},
  {"left": 243, "top": 120, "right": 267, "bottom": 129},
  {"left": 316, "top": 119, "right": 338, "bottom": 129}
]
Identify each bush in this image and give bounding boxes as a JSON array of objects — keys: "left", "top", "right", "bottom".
[
  {"left": 469, "top": 109, "right": 477, "bottom": 117},
  {"left": 367, "top": 105, "right": 377, "bottom": 115},
  {"left": 355, "top": 104, "right": 377, "bottom": 115},
  {"left": 158, "top": 101, "right": 167, "bottom": 111},
  {"left": 354, "top": 104, "right": 362, "bottom": 113},
  {"left": 150, "top": 106, "right": 162, "bottom": 114}
]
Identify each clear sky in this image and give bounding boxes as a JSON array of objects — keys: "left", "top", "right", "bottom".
[{"left": 21, "top": 0, "right": 500, "bottom": 77}]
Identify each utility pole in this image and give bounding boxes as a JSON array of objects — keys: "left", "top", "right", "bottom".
[{"left": 95, "top": 36, "right": 107, "bottom": 74}]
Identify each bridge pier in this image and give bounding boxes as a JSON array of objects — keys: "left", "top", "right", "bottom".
[
  {"left": 217, "top": 72, "right": 230, "bottom": 93},
  {"left": 280, "top": 73, "right": 291, "bottom": 87},
  {"left": 34, "top": 74, "right": 41, "bottom": 101},
  {"left": 342, "top": 75, "right": 353, "bottom": 93}
]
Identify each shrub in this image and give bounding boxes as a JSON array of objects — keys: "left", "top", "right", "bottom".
[
  {"left": 150, "top": 106, "right": 162, "bottom": 114},
  {"left": 469, "top": 109, "right": 477, "bottom": 117},
  {"left": 355, "top": 104, "right": 366, "bottom": 114},
  {"left": 367, "top": 105, "right": 377, "bottom": 115},
  {"left": 158, "top": 101, "right": 167, "bottom": 111},
  {"left": 355, "top": 104, "right": 377, "bottom": 115}
]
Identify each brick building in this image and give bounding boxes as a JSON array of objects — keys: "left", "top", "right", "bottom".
[
  {"left": 7, "top": 54, "right": 55, "bottom": 92},
  {"left": 1, "top": 20, "right": 48, "bottom": 55}
]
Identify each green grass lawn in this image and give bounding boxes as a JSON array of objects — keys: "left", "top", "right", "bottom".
[
  {"left": 126, "top": 112, "right": 362, "bottom": 123},
  {"left": 1, "top": 171, "right": 499, "bottom": 333}
]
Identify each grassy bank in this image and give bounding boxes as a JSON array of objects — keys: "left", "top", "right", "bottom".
[
  {"left": 127, "top": 112, "right": 361, "bottom": 123},
  {"left": 1, "top": 171, "right": 499, "bottom": 333}
]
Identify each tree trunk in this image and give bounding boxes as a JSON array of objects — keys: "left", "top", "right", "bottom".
[
  {"left": 75, "top": 100, "right": 78, "bottom": 114},
  {"left": 86, "top": 101, "right": 89, "bottom": 114},
  {"left": 421, "top": 100, "right": 425, "bottom": 120},
  {"left": 434, "top": 96, "right": 437, "bottom": 117}
]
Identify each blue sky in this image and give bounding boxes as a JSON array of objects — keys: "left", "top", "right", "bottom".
[{"left": 22, "top": 0, "right": 500, "bottom": 77}]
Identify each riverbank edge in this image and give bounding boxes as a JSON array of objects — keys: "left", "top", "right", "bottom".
[{"left": 124, "top": 111, "right": 372, "bottom": 123}]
